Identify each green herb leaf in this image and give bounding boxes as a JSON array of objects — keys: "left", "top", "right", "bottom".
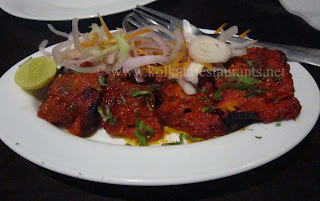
[
  {"left": 120, "top": 93, "right": 126, "bottom": 105},
  {"left": 105, "top": 105, "right": 117, "bottom": 125},
  {"left": 245, "top": 88, "right": 270, "bottom": 98},
  {"left": 255, "top": 136, "right": 262, "bottom": 139},
  {"left": 197, "top": 97, "right": 207, "bottom": 100},
  {"left": 128, "top": 90, "right": 152, "bottom": 97},
  {"left": 180, "top": 133, "right": 202, "bottom": 142},
  {"left": 181, "top": 94, "right": 185, "bottom": 98},
  {"left": 134, "top": 111, "right": 154, "bottom": 146},
  {"left": 125, "top": 143, "right": 132, "bottom": 146},
  {"left": 200, "top": 88, "right": 207, "bottom": 93},
  {"left": 226, "top": 73, "right": 261, "bottom": 85},
  {"left": 72, "top": 71, "right": 83, "bottom": 74},
  {"left": 202, "top": 105, "right": 215, "bottom": 113},
  {"left": 273, "top": 98, "right": 280, "bottom": 103},
  {"left": 98, "top": 76, "right": 108, "bottom": 86},
  {"left": 97, "top": 106, "right": 108, "bottom": 122},
  {"left": 162, "top": 135, "right": 183, "bottom": 146},
  {"left": 68, "top": 103, "right": 76, "bottom": 110},
  {"left": 147, "top": 101, "right": 153, "bottom": 111},
  {"left": 276, "top": 122, "right": 281, "bottom": 127},
  {"left": 214, "top": 83, "right": 257, "bottom": 101}
]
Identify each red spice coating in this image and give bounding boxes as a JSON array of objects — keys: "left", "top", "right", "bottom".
[
  {"left": 157, "top": 77, "right": 224, "bottom": 139},
  {"left": 100, "top": 73, "right": 163, "bottom": 142},
  {"left": 217, "top": 47, "right": 301, "bottom": 122},
  {"left": 38, "top": 73, "right": 102, "bottom": 137}
]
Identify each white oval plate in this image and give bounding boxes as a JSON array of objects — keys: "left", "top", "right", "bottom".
[
  {"left": 0, "top": 0, "right": 155, "bottom": 21},
  {"left": 0, "top": 46, "right": 319, "bottom": 186}
]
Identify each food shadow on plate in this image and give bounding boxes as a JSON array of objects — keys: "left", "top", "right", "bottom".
[{"left": 23, "top": 85, "right": 49, "bottom": 103}]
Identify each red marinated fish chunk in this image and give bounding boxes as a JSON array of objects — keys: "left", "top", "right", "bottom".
[
  {"left": 216, "top": 47, "right": 301, "bottom": 122},
  {"left": 38, "top": 73, "right": 103, "bottom": 137},
  {"left": 100, "top": 73, "right": 163, "bottom": 143},
  {"left": 157, "top": 77, "right": 224, "bottom": 139}
]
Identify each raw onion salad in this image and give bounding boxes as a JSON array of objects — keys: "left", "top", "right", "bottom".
[{"left": 39, "top": 15, "right": 256, "bottom": 95}]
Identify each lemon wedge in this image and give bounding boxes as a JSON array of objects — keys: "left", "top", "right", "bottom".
[{"left": 14, "top": 56, "right": 57, "bottom": 90}]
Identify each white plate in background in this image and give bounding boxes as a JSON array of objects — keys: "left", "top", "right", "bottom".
[
  {"left": 0, "top": 0, "right": 155, "bottom": 21},
  {"left": 280, "top": 0, "right": 320, "bottom": 30}
]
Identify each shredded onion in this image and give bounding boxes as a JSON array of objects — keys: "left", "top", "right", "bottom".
[
  {"left": 177, "top": 78, "right": 196, "bottom": 95},
  {"left": 39, "top": 40, "right": 52, "bottom": 56},
  {"left": 184, "top": 61, "right": 204, "bottom": 85},
  {"left": 217, "top": 26, "right": 238, "bottom": 42},
  {"left": 52, "top": 40, "right": 75, "bottom": 64},
  {"left": 48, "top": 24, "right": 70, "bottom": 39},
  {"left": 122, "top": 55, "right": 169, "bottom": 71},
  {"left": 72, "top": 18, "right": 85, "bottom": 54}
]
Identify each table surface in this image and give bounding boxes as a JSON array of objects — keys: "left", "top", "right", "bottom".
[{"left": 1, "top": 0, "right": 319, "bottom": 200}]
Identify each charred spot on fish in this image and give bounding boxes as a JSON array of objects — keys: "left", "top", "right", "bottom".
[
  {"left": 88, "top": 103, "right": 98, "bottom": 119},
  {"left": 224, "top": 112, "right": 260, "bottom": 133},
  {"left": 83, "top": 87, "right": 96, "bottom": 99},
  {"left": 184, "top": 108, "right": 192, "bottom": 113}
]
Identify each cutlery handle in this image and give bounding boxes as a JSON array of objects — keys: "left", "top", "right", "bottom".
[
  {"left": 255, "top": 41, "right": 320, "bottom": 67},
  {"left": 210, "top": 34, "right": 320, "bottom": 67}
]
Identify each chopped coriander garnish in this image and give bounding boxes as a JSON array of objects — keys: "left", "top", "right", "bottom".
[
  {"left": 202, "top": 106, "right": 210, "bottom": 113},
  {"left": 255, "top": 136, "right": 262, "bottom": 139},
  {"left": 181, "top": 94, "right": 185, "bottom": 98},
  {"left": 276, "top": 122, "right": 281, "bottom": 127},
  {"left": 162, "top": 135, "right": 183, "bottom": 146},
  {"left": 97, "top": 87, "right": 102, "bottom": 92},
  {"left": 97, "top": 106, "right": 108, "bottom": 122},
  {"left": 214, "top": 83, "right": 257, "bottom": 101},
  {"left": 98, "top": 76, "right": 108, "bottom": 86},
  {"left": 105, "top": 105, "right": 117, "bottom": 125},
  {"left": 62, "top": 87, "right": 69, "bottom": 94},
  {"left": 125, "top": 143, "right": 132, "bottom": 146},
  {"left": 120, "top": 93, "right": 126, "bottom": 105},
  {"left": 162, "top": 141, "right": 182, "bottom": 146},
  {"left": 244, "top": 59, "right": 253, "bottom": 67},
  {"left": 127, "top": 90, "right": 152, "bottom": 97},
  {"left": 162, "top": 133, "right": 203, "bottom": 146},
  {"left": 201, "top": 88, "right": 207, "bottom": 93},
  {"left": 134, "top": 111, "right": 154, "bottom": 146},
  {"left": 134, "top": 103, "right": 138, "bottom": 107},
  {"left": 97, "top": 105, "right": 117, "bottom": 125},
  {"left": 201, "top": 105, "right": 215, "bottom": 113},
  {"left": 245, "top": 88, "right": 269, "bottom": 98},
  {"left": 209, "top": 93, "right": 213, "bottom": 98},
  {"left": 121, "top": 82, "right": 125, "bottom": 85},
  {"left": 197, "top": 97, "right": 207, "bottom": 100},
  {"left": 15, "top": 143, "right": 19, "bottom": 145},
  {"left": 147, "top": 101, "right": 153, "bottom": 111},
  {"left": 68, "top": 103, "right": 76, "bottom": 110},
  {"left": 223, "top": 73, "right": 261, "bottom": 85},
  {"left": 72, "top": 71, "right": 83, "bottom": 74},
  {"left": 180, "top": 133, "right": 202, "bottom": 142},
  {"left": 273, "top": 98, "right": 280, "bottom": 103}
]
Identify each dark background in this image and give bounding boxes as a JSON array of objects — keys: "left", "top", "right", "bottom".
[{"left": 1, "top": 0, "right": 319, "bottom": 200}]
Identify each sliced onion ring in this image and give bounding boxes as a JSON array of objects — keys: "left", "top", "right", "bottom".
[{"left": 189, "top": 35, "right": 231, "bottom": 63}]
